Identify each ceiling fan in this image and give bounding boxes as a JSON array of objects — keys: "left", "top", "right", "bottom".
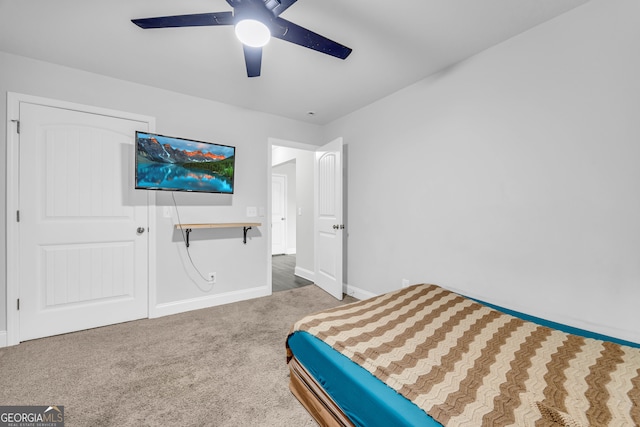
[{"left": 131, "top": 0, "right": 353, "bottom": 77}]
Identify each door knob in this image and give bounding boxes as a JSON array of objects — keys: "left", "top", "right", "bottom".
[
  {"left": 137, "top": 227, "right": 145, "bottom": 234},
  {"left": 332, "top": 224, "right": 339, "bottom": 229}
]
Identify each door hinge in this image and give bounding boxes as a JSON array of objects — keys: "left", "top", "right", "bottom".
[
  {"left": 11, "top": 119, "right": 20, "bottom": 134},
  {"left": 16, "top": 210, "right": 20, "bottom": 222},
  {"left": 17, "top": 299, "right": 20, "bottom": 310}
]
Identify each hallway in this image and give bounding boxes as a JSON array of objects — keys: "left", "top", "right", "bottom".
[{"left": 272, "top": 255, "right": 313, "bottom": 292}]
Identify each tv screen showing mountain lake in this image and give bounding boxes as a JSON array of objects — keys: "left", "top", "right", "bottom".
[{"left": 136, "top": 133, "right": 235, "bottom": 193}]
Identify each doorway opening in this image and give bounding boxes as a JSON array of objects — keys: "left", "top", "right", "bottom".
[
  {"left": 268, "top": 137, "right": 345, "bottom": 299},
  {"left": 270, "top": 141, "right": 317, "bottom": 293}
]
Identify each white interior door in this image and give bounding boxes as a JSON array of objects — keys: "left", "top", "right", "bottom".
[
  {"left": 18, "top": 102, "right": 150, "bottom": 341},
  {"left": 314, "top": 138, "right": 343, "bottom": 300},
  {"left": 272, "top": 174, "right": 287, "bottom": 255}
]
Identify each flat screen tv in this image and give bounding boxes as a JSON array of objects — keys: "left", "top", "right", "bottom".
[{"left": 135, "top": 131, "right": 235, "bottom": 194}]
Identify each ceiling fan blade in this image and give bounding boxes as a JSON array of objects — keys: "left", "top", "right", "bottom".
[
  {"left": 272, "top": 17, "right": 352, "bottom": 60},
  {"left": 243, "top": 45, "right": 262, "bottom": 77},
  {"left": 132, "top": 12, "right": 234, "bottom": 29}
]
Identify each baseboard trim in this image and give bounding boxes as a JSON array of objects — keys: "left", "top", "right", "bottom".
[
  {"left": 0, "top": 331, "right": 7, "bottom": 348},
  {"left": 294, "top": 266, "right": 314, "bottom": 282},
  {"left": 152, "top": 286, "right": 271, "bottom": 318},
  {"left": 344, "top": 284, "right": 377, "bottom": 300}
]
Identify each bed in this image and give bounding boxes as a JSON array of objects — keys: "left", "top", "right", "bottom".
[{"left": 286, "top": 284, "right": 640, "bottom": 427}]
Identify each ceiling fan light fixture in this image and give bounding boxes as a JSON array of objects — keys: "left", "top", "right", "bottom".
[{"left": 235, "top": 19, "right": 271, "bottom": 47}]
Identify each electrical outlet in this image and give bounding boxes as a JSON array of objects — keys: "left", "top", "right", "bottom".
[
  {"left": 402, "top": 279, "right": 410, "bottom": 288},
  {"left": 208, "top": 272, "right": 217, "bottom": 283}
]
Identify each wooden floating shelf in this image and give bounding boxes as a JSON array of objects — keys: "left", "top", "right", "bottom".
[{"left": 174, "top": 222, "right": 262, "bottom": 246}]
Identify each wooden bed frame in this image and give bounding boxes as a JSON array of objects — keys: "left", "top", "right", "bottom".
[{"left": 288, "top": 356, "right": 354, "bottom": 427}]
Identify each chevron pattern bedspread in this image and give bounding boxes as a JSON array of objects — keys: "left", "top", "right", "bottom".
[{"left": 289, "top": 284, "right": 640, "bottom": 426}]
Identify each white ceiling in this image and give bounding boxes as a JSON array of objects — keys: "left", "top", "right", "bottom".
[{"left": 0, "top": 0, "right": 590, "bottom": 124}]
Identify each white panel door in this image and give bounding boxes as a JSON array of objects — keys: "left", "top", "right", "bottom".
[
  {"left": 314, "top": 138, "right": 343, "bottom": 300},
  {"left": 272, "top": 174, "right": 287, "bottom": 255},
  {"left": 18, "top": 103, "right": 149, "bottom": 341}
]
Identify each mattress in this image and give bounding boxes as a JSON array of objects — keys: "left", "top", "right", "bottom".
[
  {"left": 287, "top": 284, "right": 640, "bottom": 427},
  {"left": 288, "top": 331, "right": 440, "bottom": 426}
]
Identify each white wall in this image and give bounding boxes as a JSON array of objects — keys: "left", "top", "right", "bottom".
[
  {"left": 325, "top": 0, "right": 640, "bottom": 342},
  {"left": 0, "top": 51, "right": 323, "bottom": 333}
]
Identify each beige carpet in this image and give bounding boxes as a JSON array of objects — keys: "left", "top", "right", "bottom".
[{"left": 0, "top": 286, "right": 357, "bottom": 426}]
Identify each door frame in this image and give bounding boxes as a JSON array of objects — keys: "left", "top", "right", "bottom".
[{"left": 5, "top": 92, "right": 157, "bottom": 346}]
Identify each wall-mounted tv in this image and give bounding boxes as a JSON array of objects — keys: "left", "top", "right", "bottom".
[{"left": 135, "top": 131, "right": 235, "bottom": 194}]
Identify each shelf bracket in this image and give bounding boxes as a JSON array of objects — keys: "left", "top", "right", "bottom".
[
  {"left": 185, "top": 228, "right": 192, "bottom": 248},
  {"left": 243, "top": 226, "right": 252, "bottom": 244}
]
